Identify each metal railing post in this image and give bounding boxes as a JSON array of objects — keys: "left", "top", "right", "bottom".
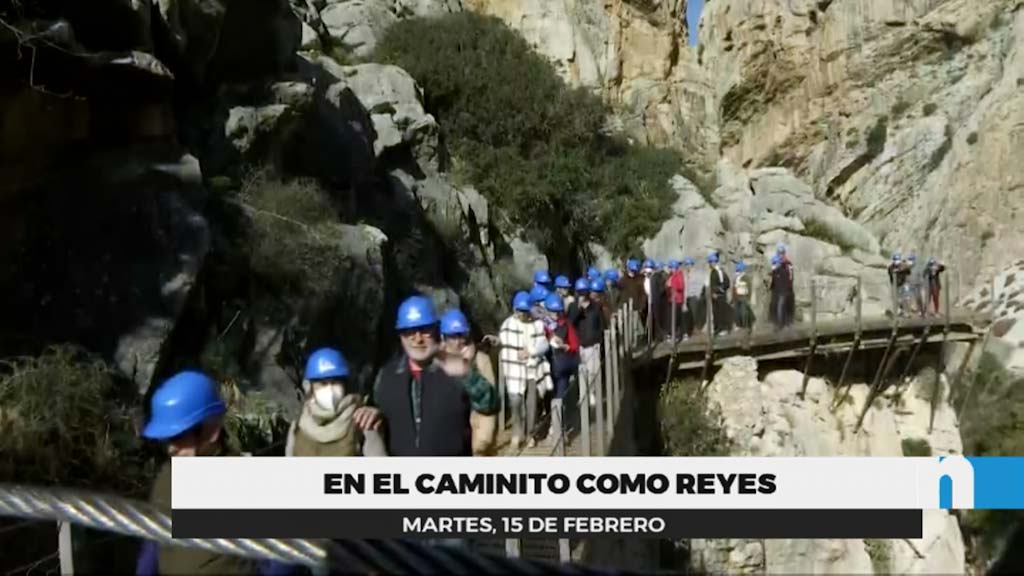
[
  {"left": 59, "top": 521, "right": 74, "bottom": 575},
  {"left": 597, "top": 328, "right": 608, "bottom": 456}
]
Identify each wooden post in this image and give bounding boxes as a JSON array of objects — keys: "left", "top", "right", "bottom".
[
  {"left": 956, "top": 339, "right": 982, "bottom": 421},
  {"left": 856, "top": 345, "right": 904, "bottom": 432},
  {"left": 597, "top": 329, "right": 608, "bottom": 456},
  {"left": 505, "top": 538, "right": 521, "bottom": 558},
  {"left": 59, "top": 521, "right": 74, "bottom": 575},
  {"left": 897, "top": 326, "right": 931, "bottom": 389},
  {"left": 559, "top": 539, "right": 571, "bottom": 563},
  {"left": 800, "top": 278, "right": 818, "bottom": 399},
  {"left": 498, "top": 371, "right": 506, "bottom": 438},
  {"left": 934, "top": 275, "right": 952, "bottom": 434},
  {"left": 833, "top": 276, "right": 864, "bottom": 411},
  {"left": 856, "top": 320, "right": 900, "bottom": 432}
]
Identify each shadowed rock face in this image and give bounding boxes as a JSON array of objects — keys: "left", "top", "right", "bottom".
[{"left": 0, "top": 0, "right": 540, "bottom": 399}]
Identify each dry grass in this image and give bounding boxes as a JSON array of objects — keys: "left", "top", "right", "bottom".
[{"left": 0, "top": 346, "right": 154, "bottom": 495}]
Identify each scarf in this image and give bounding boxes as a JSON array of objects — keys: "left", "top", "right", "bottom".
[{"left": 297, "top": 392, "right": 359, "bottom": 444}]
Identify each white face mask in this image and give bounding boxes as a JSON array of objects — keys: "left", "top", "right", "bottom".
[{"left": 312, "top": 383, "right": 345, "bottom": 413}]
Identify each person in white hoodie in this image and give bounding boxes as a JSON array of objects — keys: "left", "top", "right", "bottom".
[{"left": 495, "top": 290, "right": 550, "bottom": 450}]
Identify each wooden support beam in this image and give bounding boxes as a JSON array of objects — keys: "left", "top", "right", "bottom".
[
  {"left": 856, "top": 345, "right": 904, "bottom": 432},
  {"left": 596, "top": 328, "right": 608, "bottom": 456},
  {"left": 799, "top": 278, "right": 818, "bottom": 399},
  {"left": 831, "top": 336, "right": 861, "bottom": 412},
  {"left": 956, "top": 339, "right": 982, "bottom": 421},
  {"left": 891, "top": 325, "right": 931, "bottom": 406},
  {"left": 498, "top": 372, "right": 506, "bottom": 438},
  {"left": 855, "top": 320, "right": 901, "bottom": 432}
]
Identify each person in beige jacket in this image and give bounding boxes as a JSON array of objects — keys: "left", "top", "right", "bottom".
[
  {"left": 440, "top": 308, "right": 498, "bottom": 456},
  {"left": 285, "top": 347, "right": 386, "bottom": 457}
]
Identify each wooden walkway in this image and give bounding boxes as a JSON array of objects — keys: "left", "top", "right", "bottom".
[{"left": 634, "top": 310, "right": 985, "bottom": 371}]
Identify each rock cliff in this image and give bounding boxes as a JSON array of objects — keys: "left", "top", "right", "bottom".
[
  {"left": 697, "top": 0, "right": 1024, "bottom": 293},
  {"left": 464, "top": 0, "right": 718, "bottom": 178},
  {"left": 689, "top": 357, "right": 966, "bottom": 574}
]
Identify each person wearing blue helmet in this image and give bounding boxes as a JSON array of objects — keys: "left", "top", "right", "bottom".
[
  {"left": 924, "top": 257, "right": 947, "bottom": 316},
  {"left": 533, "top": 269, "right": 552, "bottom": 290},
  {"left": 620, "top": 259, "right": 647, "bottom": 332},
  {"left": 665, "top": 259, "right": 686, "bottom": 341},
  {"left": 587, "top": 266, "right": 601, "bottom": 281},
  {"left": 887, "top": 252, "right": 911, "bottom": 316},
  {"left": 602, "top": 268, "right": 622, "bottom": 311},
  {"left": 707, "top": 250, "right": 733, "bottom": 336},
  {"left": 770, "top": 249, "right": 796, "bottom": 329},
  {"left": 733, "top": 262, "right": 756, "bottom": 331},
  {"left": 554, "top": 274, "right": 573, "bottom": 299},
  {"left": 286, "top": 348, "right": 387, "bottom": 458},
  {"left": 367, "top": 295, "right": 497, "bottom": 457},
  {"left": 682, "top": 257, "right": 704, "bottom": 338},
  {"left": 529, "top": 284, "right": 551, "bottom": 320},
  {"left": 141, "top": 371, "right": 290, "bottom": 575},
  {"left": 572, "top": 278, "right": 609, "bottom": 412},
  {"left": 541, "top": 292, "right": 579, "bottom": 446},
  {"left": 440, "top": 309, "right": 499, "bottom": 456},
  {"left": 496, "top": 291, "right": 550, "bottom": 450}
]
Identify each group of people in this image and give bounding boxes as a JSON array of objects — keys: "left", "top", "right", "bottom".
[
  {"left": 134, "top": 245, "right": 947, "bottom": 574},
  {"left": 888, "top": 253, "right": 947, "bottom": 317},
  {"left": 137, "top": 296, "right": 500, "bottom": 574},
  {"left": 613, "top": 244, "right": 800, "bottom": 342}
]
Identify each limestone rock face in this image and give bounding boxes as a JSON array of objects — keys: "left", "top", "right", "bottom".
[
  {"left": 690, "top": 357, "right": 966, "bottom": 574},
  {"left": 318, "top": 0, "right": 463, "bottom": 58},
  {"left": 644, "top": 161, "right": 890, "bottom": 321},
  {"left": 697, "top": 0, "right": 1024, "bottom": 294},
  {"left": 961, "top": 260, "right": 1024, "bottom": 375},
  {"left": 465, "top": 0, "right": 718, "bottom": 173}
]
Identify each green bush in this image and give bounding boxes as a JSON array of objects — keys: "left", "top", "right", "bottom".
[
  {"left": 659, "top": 380, "right": 731, "bottom": 457},
  {"left": 866, "top": 115, "right": 889, "bottom": 158},
  {"left": 236, "top": 169, "right": 350, "bottom": 297},
  {"left": 374, "top": 13, "right": 681, "bottom": 259},
  {"left": 923, "top": 102, "right": 939, "bottom": 116},
  {"left": 901, "top": 437, "right": 932, "bottom": 456},
  {"left": 864, "top": 539, "right": 891, "bottom": 573},
  {"left": 0, "top": 346, "right": 154, "bottom": 495},
  {"left": 967, "top": 131, "right": 978, "bottom": 145}
]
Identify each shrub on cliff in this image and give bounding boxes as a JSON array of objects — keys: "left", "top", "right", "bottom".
[
  {"left": 659, "top": 379, "right": 731, "bottom": 457},
  {"left": 0, "top": 346, "right": 154, "bottom": 495},
  {"left": 374, "top": 12, "right": 680, "bottom": 259}
]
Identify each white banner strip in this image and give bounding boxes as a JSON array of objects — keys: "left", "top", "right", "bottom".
[{"left": 172, "top": 457, "right": 976, "bottom": 510}]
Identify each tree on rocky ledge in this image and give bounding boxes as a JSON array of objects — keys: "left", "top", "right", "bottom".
[{"left": 374, "top": 12, "right": 681, "bottom": 261}]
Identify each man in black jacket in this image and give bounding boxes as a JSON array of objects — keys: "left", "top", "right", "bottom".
[
  {"left": 573, "top": 278, "right": 608, "bottom": 417},
  {"left": 366, "top": 295, "right": 498, "bottom": 457}
]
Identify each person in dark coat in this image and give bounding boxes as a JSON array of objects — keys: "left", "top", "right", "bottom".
[
  {"left": 619, "top": 259, "right": 647, "bottom": 329},
  {"left": 770, "top": 252, "right": 796, "bottom": 329},
  {"left": 925, "top": 258, "right": 947, "bottom": 316},
  {"left": 707, "top": 251, "right": 732, "bottom": 336}
]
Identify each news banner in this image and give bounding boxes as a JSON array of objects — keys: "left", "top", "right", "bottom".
[{"left": 171, "top": 457, "right": 1024, "bottom": 540}]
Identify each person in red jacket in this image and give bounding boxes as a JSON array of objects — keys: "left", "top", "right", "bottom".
[{"left": 665, "top": 259, "right": 686, "bottom": 342}]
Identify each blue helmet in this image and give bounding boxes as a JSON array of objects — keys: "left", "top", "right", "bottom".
[
  {"left": 892, "top": 252, "right": 902, "bottom": 262},
  {"left": 440, "top": 309, "right": 470, "bottom": 336},
  {"left": 396, "top": 295, "right": 438, "bottom": 330},
  {"left": 534, "top": 270, "right": 552, "bottom": 285},
  {"left": 627, "top": 259, "right": 640, "bottom": 273},
  {"left": 908, "top": 254, "right": 917, "bottom": 263},
  {"left": 668, "top": 260, "right": 681, "bottom": 270},
  {"left": 530, "top": 284, "right": 550, "bottom": 303},
  {"left": 554, "top": 275, "right": 572, "bottom": 289},
  {"left": 512, "top": 290, "right": 531, "bottom": 312},
  {"left": 604, "top": 269, "right": 620, "bottom": 283},
  {"left": 683, "top": 257, "right": 695, "bottom": 267},
  {"left": 544, "top": 292, "right": 565, "bottom": 313},
  {"left": 736, "top": 261, "right": 747, "bottom": 273},
  {"left": 574, "top": 277, "right": 591, "bottom": 292},
  {"left": 776, "top": 242, "right": 787, "bottom": 255},
  {"left": 143, "top": 371, "right": 226, "bottom": 440},
  {"left": 708, "top": 251, "right": 720, "bottom": 264},
  {"left": 928, "top": 257, "right": 937, "bottom": 266},
  {"left": 304, "top": 348, "right": 349, "bottom": 381},
  {"left": 589, "top": 279, "right": 605, "bottom": 293},
  {"left": 642, "top": 259, "right": 655, "bottom": 270},
  {"left": 587, "top": 266, "right": 600, "bottom": 280}
]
